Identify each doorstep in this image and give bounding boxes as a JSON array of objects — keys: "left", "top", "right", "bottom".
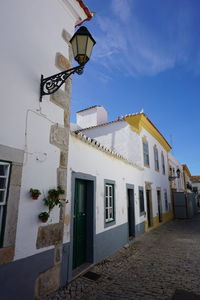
[{"left": 72, "top": 263, "right": 94, "bottom": 281}]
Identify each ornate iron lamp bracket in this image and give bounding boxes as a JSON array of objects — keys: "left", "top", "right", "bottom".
[{"left": 40, "top": 65, "right": 84, "bottom": 102}]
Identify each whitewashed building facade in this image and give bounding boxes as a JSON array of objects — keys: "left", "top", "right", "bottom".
[
  {"left": 168, "top": 153, "right": 185, "bottom": 193},
  {"left": 0, "top": 1, "right": 93, "bottom": 299},
  {"left": 73, "top": 106, "right": 173, "bottom": 234}
]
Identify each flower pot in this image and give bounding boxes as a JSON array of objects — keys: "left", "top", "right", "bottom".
[
  {"left": 38, "top": 212, "right": 49, "bottom": 223},
  {"left": 31, "top": 194, "right": 39, "bottom": 200}
]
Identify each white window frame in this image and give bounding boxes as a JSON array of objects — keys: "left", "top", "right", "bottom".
[
  {"left": 105, "top": 183, "right": 114, "bottom": 223},
  {"left": 0, "top": 161, "right": 11, "bottom": 244}
]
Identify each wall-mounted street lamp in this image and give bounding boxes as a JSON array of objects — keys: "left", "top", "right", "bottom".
[
  {"left": 40, "top": 26, "right": 96, "bottom": 102},
  {"left": 169, "top": 168, "right": 180, "bottom": 181}
]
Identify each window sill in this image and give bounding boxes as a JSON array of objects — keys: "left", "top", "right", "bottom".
[
  {"left": 144, "top": 164, "right": 150, "bottom": 168},
  {"left": 104, "top": 220, "right": 116, "bottom": 228}
]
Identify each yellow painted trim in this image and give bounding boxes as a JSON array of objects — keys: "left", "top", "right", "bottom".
[
  {"left": 145, "top": 210, "right": 173, "bottom": 232},
  {"left": 182, "top": 164, "right": 191, "bottom": 178},
  {"left": 124, "top": 114, "right": 171, "bottom": 152},
  {"left": 129, "top": 114, "right": 143, "bottom": 134}
]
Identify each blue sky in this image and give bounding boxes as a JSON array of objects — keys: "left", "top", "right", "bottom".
[{"left": 71, "top": 0, "right": 200, "bottom": 175}]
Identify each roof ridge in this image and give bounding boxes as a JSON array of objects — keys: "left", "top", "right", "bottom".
[
  {"left": 76, "top": 105, "right": 101, "bottom": 113},
  {"left": 75, "top": 118, "right": 124, "bottom": 132}
]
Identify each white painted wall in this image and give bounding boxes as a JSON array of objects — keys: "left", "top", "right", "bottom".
[
  {"left": 81, "top": 121, "right": 143, "bottom": 168},
  {"left": 79, "top": 113, "right": 171, "bottom": 219},
  {"left": 0, "top": 0, "right": 88, "bottom": 260},
  {"left": 140, "top": 128, "right": 171, "bottom": 216},
  {"left": 192, "top": 182, "right": 200, "bottom": 193},
  {"left": 168, "top": 152, "right": 184, "bottom": 192},
  {"left": 64, "top": 133, "right": 144, "bottom": 243}
]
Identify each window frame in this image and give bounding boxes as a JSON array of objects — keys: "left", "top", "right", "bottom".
[
  {"left": 104, "top": 180, "right": 116, "bottom": 227},
  {"left": 0, "top": 160, "right": 12, "bottom": 247},
  {"left": 143, "top": 138, "right": 150, "bottom": 167},
  {"left": 154, "top": 145, "right": 159, "bottom": 171},
  {"left": 164, "top": 190, "right": 168, "bottom": 212},
  {"left": 161, "top": 152, "right": 165, "bottom": 175},
  {"left": 139, "top": 186, "right": 145, "bottom": 216}
]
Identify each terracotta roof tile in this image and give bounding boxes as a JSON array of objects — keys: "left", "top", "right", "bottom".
[
  {"left": 191, "top": 176, "right": 200, "bottom": 183},
  {"left": 71, "top": 131, "right": 143, "bottom": 170},
  {"left": 75, "top": 118, "right": 124, "bottom": 132},
  {"left": 75, "top": 0, "right": 94, "bottom": 27}
]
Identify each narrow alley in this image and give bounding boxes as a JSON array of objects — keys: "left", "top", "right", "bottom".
[{"left": 46, "top": 215, "right": 200, "bottom": 300}]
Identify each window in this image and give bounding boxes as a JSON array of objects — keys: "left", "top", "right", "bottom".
[
  {"left": 105, "top": 183, "right": 115, "bottom": 223},
  {"left": 161, "top": 152, "right": 165, "bottom": 175},
  {"left": 154, "top": 146, "right": 159, "bottom": 171},
  {"left": 139, "top": 187, "right": 145, "bottom": 215},
  {"left": 143, "top": 139, "right": 150, "bottom": 167},
  {"left": 164, "top": 191, "right": 168, "bottom": 211},
  {"left": 0, "top": 161, "right": 11, "bottom": 246}
]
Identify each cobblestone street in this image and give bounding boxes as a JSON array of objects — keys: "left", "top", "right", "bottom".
[{"left": 46, "top": 215, "right": 200, "bottom": 300}]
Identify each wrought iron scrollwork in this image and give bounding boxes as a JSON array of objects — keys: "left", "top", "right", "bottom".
[{"left": 40, "top": 65, "right": 84, "bottom": 102}]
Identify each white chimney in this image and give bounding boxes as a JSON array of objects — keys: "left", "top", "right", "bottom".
[{"left": 76, "top": 105, "right": 108, "bottom": 129}]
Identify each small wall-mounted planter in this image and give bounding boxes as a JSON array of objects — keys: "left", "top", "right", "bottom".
[
  {"left": 31, "top": 194, "right": 39, "bottom": 200},
  {"left": 29, "top": 188, "right": 41, "bottom": 200},
  {"left": 38, "top": 212, "right": 49, "bottom": 223}
]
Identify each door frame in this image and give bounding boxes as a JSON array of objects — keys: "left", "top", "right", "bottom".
[
  {"left": 126, "top": 184, "right": 135, "bottom": 238},
  {"left": 157, "top": 188, "right": 162, "bottom": 222},
  {"left": 69, "top": 172, "right": 96, "bottom": 280},
  {"left": 73, "top": 179, "right": 87, "bottom": 269},
  {"left": 145, "top": 182, "right": 153, "bottom": 228}
]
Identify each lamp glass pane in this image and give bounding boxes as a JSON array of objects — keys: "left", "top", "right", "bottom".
[
  {"left": 86, "top": 38, "right": 95, "bottom": 59},
  {"left": 77, "top": 35, "right": 88, "bottom": 55},
  {"left": 71, "top": 37, "right": 78, "bottom": 58}
]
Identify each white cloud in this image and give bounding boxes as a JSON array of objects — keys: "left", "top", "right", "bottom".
[
  {"left": 111, "top": 0, "right": 132, "bottom": 22},
  {"left": 91, "top": 1, "right": 199, "bottom": 78}
]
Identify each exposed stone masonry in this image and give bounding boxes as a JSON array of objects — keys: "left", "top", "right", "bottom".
[{"left": 35, "top": 29, "right": 73, "bottom": 299}]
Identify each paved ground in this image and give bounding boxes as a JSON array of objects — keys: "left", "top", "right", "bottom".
[{"left": 46, "top": 214, "right": 200, "bottom": 300}]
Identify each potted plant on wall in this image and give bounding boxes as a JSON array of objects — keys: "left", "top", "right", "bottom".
[
  {"left": 29, "top": 188, "right": 41, "bottom": 200},
  {"left": 38, "top": 212, "right": 49, "bottom": 223},
  {"left": 38, "top": 186, "right": 65, "bottom": 223}
]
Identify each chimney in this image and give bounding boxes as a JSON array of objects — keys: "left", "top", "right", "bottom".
[{"left": 76, "top": 105, "right": 108, "bottom": 129}]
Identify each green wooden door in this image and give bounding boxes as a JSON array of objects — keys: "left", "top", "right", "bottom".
[
  {"left": 73, "top": 179, "right": 87, "bottom": 269},
  {"left": 157, "top": 190, "right": 162, "bottom": 223},
  {"left": 127, "top": 189, "right": 135, "bottom": 237}
]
